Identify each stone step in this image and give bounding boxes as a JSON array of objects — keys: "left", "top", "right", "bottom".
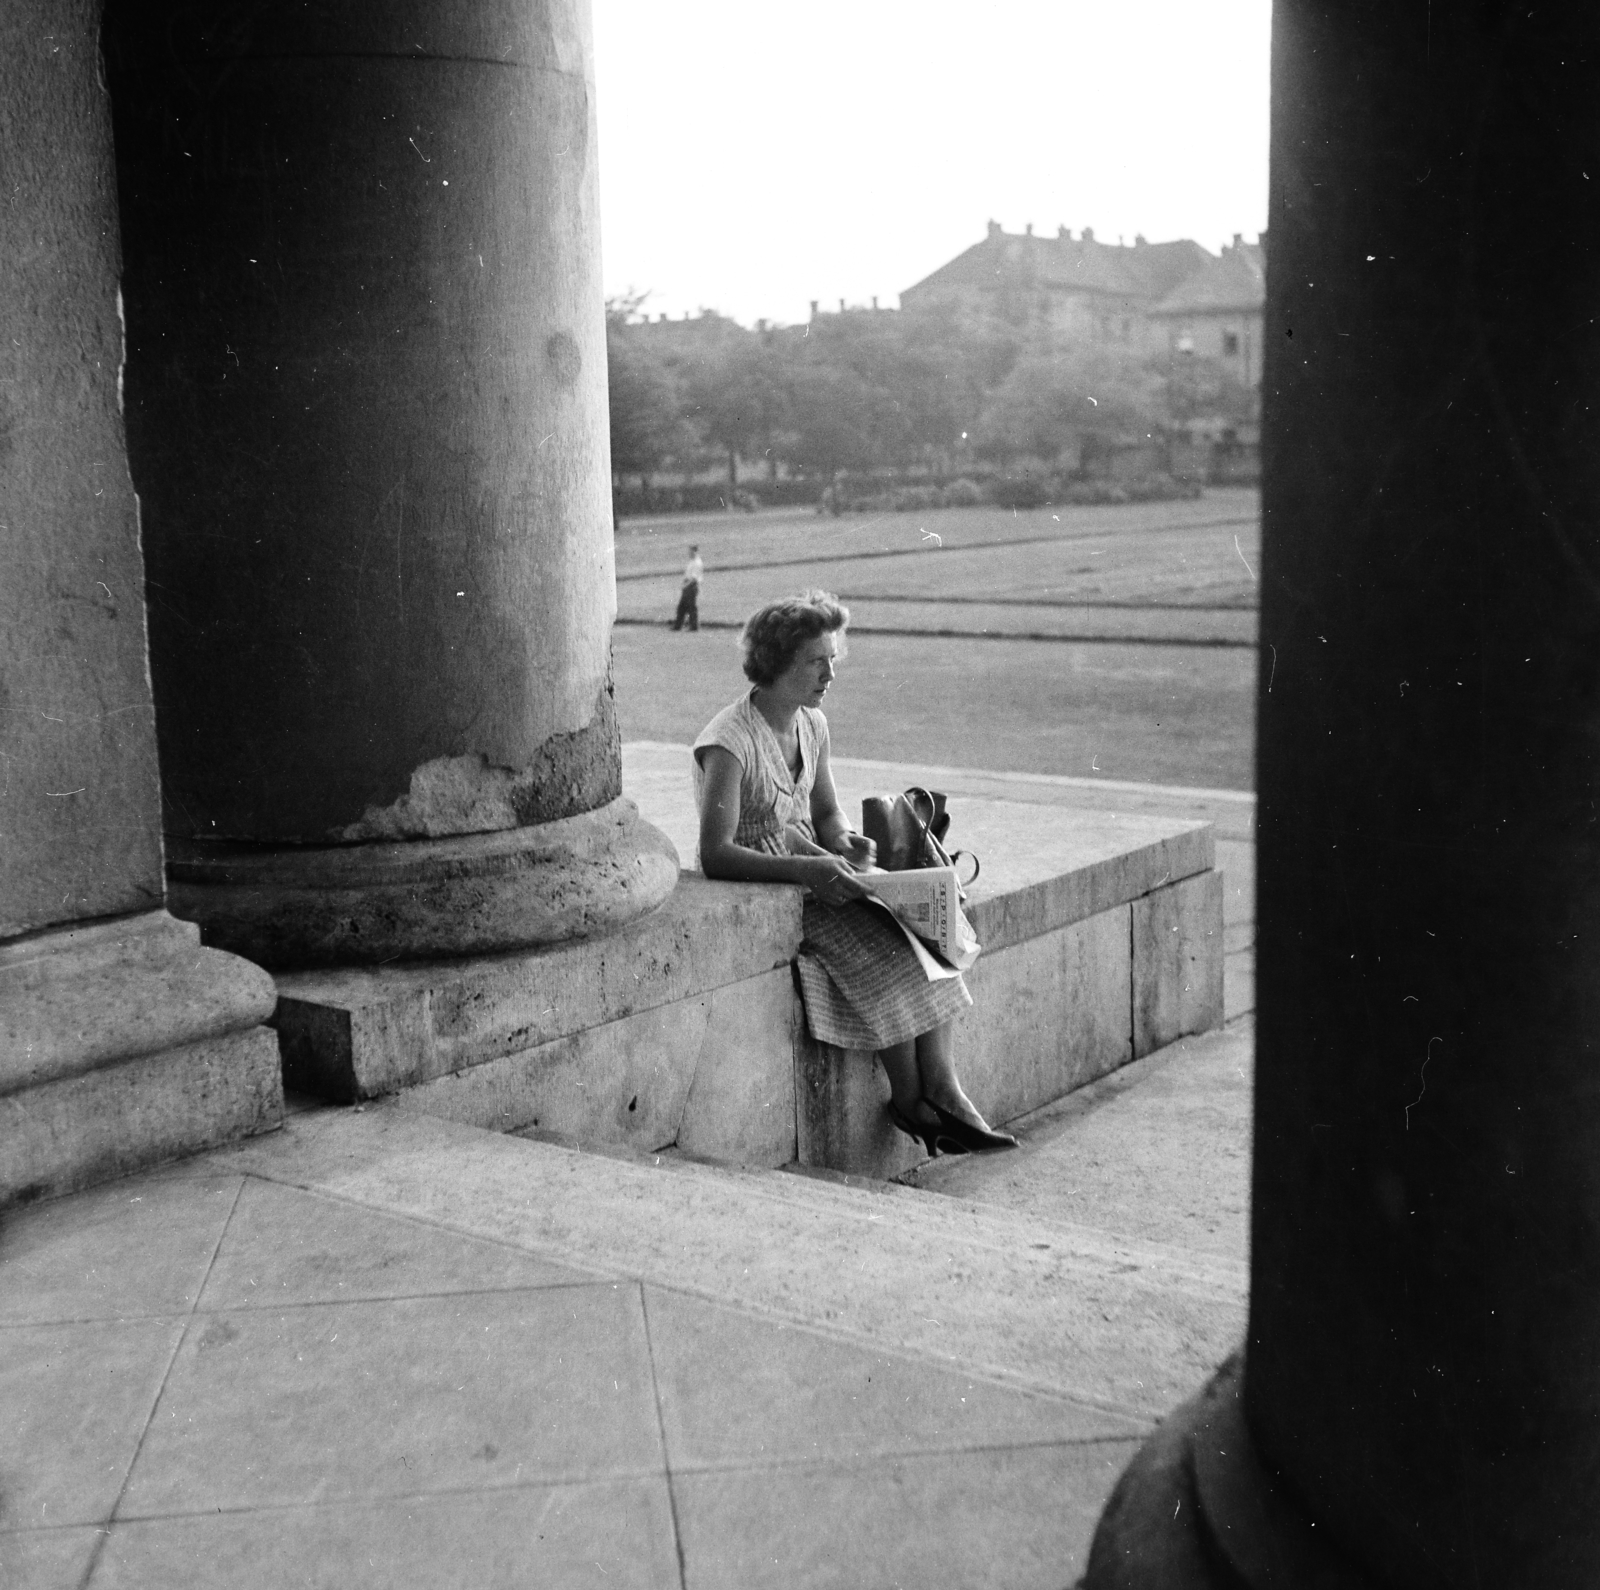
[
  {"left": 1, "top": 910, "right": 284, "bottom": 1206},
  {"left": 271, "top": 759, "right": 1227, "bottom": 1182},
  {"left": 196, "top": 1097, "right": 1247, "bottom": 1424}
]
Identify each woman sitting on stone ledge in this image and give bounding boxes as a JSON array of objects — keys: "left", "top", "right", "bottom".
[{"left": 693, "top": 589, "right": 1016, "bottom": 1155}]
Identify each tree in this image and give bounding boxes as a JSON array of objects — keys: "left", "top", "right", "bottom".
[
  {"left": 1160, "top": 353, "right": 1258, "bottom": 430},
  {"left": 682, "top": 332, "right": 789, "bottom": 487},
  {"left": 605, "top": 302, "right": 688, "bottom": 489},
  {"left": 973, "top": 345, "right": 1162, "bottom": 470},
  {"left": 780, "top": 360, "right": 883, "bottom": 480}
]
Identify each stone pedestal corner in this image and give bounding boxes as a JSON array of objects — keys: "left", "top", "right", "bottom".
[{"left": 0, "top": 911, "right": 284, "bottom": 1205}]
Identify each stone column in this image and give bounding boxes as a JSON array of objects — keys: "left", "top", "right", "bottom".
[
  {"left": 1086, "top": 5, "right": 1600, "bottom": 1585},
  {"left": 102, "top": 0, "right": 676, "bottom": 969},
  {"left": 1, "top": 0, "right": 279, "bottom": 1205}
]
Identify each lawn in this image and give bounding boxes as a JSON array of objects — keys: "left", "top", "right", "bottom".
[{"left": 611, "top": 489, "right": 1260, "bottom": 792}]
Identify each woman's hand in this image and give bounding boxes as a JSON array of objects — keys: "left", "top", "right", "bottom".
[
  {"left": 805, "top": 854, "right": 871, "bottom": 906},
  {"left": 833, "top": 830, "right": 877, "bottom": 869}
]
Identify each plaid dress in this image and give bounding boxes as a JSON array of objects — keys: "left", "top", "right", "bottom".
[{"left": 694, "top": 691, "right": 971, "bottom": 1049}]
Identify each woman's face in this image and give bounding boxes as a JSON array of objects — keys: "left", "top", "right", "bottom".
[{"left": 769, "top": 631, "right": 840, "bottom": 708}]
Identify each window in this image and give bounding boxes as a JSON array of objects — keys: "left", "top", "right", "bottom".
[{"left": 1222, "top": 330, "right": 1240, "bottom": 356}]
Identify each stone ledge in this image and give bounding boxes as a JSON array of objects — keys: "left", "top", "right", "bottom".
[
  {"left": 272, "top": 785, "right": 1226, "bottom": 1181},
  {"left": 275, "top": 874, "right": 802, "bottom": 1101},
  {"left": 1, "top": 1025, "right": 283, "bottom": 1207},
  {"left": 0, "top": 910, "right": 278, "bottom": 1094},
  {"left": 960, "top": 804, "right": 1212, "bottom": 954}
]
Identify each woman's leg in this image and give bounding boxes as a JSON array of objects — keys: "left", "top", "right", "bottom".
[
  {"left": 914, "top": 1021, "right": 992, "bottom": 1129},
  {"left": 878, "top": 1039, "right": 928, "bottom": 1117}
]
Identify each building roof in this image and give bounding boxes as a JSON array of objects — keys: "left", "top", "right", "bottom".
[
  {"left": 1148, "top": 239, "right": 1266, "bottom": 316},
  {"left": 902, "top": 225, "right": 1214, "bottom": 304}
]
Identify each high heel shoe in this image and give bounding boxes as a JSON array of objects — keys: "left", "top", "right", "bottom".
[
  {"left": 886, "top": 1102, "right": 969, "bottom": 1156},
  {"left": 928, "top": 1102, "right": 1019, "bottom": 1152}
]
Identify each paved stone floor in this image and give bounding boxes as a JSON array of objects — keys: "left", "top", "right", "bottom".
[
  {"left": 1, "top": 1021, "right": 1252, "bottom": 1589},
  {"left": 1, "top": 1148, "right": 1134, "bottom": 1588},
  {"left": 4, "top": 756, "right": 1256, "bottom": 1589}
]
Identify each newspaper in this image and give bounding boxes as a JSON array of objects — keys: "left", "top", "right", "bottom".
[{"left": 857, "top": 865, "right": 981, "bottom": 975}]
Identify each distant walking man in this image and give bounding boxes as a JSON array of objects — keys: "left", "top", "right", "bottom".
[{"left": 671, "top": 544, "right": 703, "bottom": 632}]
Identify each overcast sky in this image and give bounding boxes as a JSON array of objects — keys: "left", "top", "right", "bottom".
[{"left": 592, "top": 0, "right": 1271, "bottom": 328}]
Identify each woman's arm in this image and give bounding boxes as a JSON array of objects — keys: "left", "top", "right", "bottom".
[
  {"left": 698, "top": 747, "right": 868, "bottom": 898},
  {"left": 809, "top": 728, "right": 876, "bottom": 867}
]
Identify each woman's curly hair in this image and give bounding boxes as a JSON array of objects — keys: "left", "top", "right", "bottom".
[{"left": 740, "top": 590, "right": 850, "bottom": 687}]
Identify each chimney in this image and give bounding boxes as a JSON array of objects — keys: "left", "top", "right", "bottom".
[
  {"left": 1135, "top": 233, "right": 1147, "bottom": 247},
  {"left": 1081, "top": 226, "right": 1095, "bottom": 243},
  {"left": 1232, "top": 232, "right": 1243, "bottom": 249},
  {"left": 809, "top": 299, "right": 818, "bottom": 319},
  {"left": 871, "top": 296, "right": 879, "bottom": 310},
  {"left": 1025, "top": 222, "right": 1034, "bottom": 236},
  {"left": 658, "top": 312, "right": 668, "bottom": 322},
  {"left": 756, "top": 318, "right": 768, "bottom": 332},
  {"left": 986, "top": 219, "right": 1002, "bottom": 241},
  {"left": 839, "top": 297, "right": 846, "bottom": 313},
  {"left": 1058, "top": 224, "right": 1070, "bottom": 240}
]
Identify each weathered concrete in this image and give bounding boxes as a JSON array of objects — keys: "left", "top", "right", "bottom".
[
  {"left": 9, "top": 1050, "right": 1259, "bottom": 1587},
  {"left": 395, "top": 966, "right": 799, "bottom": 1167},
  {"left": 168, "top": 798, "right": 679, "bottom": 971},
  {"left": 795, "top": 1042, "right": 925, "bottom": 1182},
  {"left": 908, "top": 1022, "right": 1253, "bottom": 1266},
  {"left": 0, "top": 912, "right": 275, "bottom": 1093},
  {"left": 674, "top": 970, "right": 800, "bottom": 1165},
  {"left": 0, "top": 4, "right": 285, "bottom": 1208},
  {"left": 958, "top": 906, "right": 1134, "bottom": 1127},
  {"left": 1, "top": 1025, "right": 282, "bottom": 1208},
  {"left": 274, "top": 873, "right": 800, "bottom": 1099},
  {"left": 1132, "top": 868, "right": 1226, "bottom": 1057},
  {"left": 0, "top": 0, "right": 164, "bottom": 936}
]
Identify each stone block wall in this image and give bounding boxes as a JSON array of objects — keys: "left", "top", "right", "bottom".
[{"left": 273, "top": 812, "right": 1225, "bottom": 1178}]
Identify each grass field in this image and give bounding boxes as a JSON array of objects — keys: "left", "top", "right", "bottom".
[{"left": 612, "top": 489, "right": 1260, "bottom": 791}]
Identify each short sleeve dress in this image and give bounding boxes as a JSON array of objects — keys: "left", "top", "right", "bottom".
[{"left": 693, "top": 689, "right": 971, "bottom": 1051}]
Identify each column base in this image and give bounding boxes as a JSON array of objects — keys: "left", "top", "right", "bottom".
[
  {"left": 1, "top": 910, "right": 282, "bottom": 1206},
  {"left": 1082, "top": 1353, "right": 1378, "bottom": 1589},
  {"left": 166, "top": 796, "right": 680, "bottom": 970}
]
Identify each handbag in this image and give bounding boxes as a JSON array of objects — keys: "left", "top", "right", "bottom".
[{"left": 860, "top": 786, "right": 980, "bottom": 890}]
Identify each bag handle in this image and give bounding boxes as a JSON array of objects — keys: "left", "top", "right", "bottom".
[{"left": 902, "top": 787, "right": 980, "bottom": 890}]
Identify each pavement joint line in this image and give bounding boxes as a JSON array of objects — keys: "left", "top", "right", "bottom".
[
  {"left": 633, "top": 1431, "right": 1153, "bottom": 1482},
  {"left": 102, "top": 1468, "right": 678, "bottom": 1527},
  {"left": 614, "top": 513, "right": 1262, "bottom": 582},
  {"left": 78, "top": 1175, "right": 248, "bottom": 1588},
  {"left": 637, "top": 1283, "right": 691, "bottom": 1590}
]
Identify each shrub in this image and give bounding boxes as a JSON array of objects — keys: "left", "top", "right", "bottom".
[
  {"left": 989, "top": 473, "right": 1052, "bottom": 509},
  {"left": 943, "top": 477, "right": 985, "bottom": 507},
  {"left": 890, "top": 484, "right": 945, "bottom": 512}
]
